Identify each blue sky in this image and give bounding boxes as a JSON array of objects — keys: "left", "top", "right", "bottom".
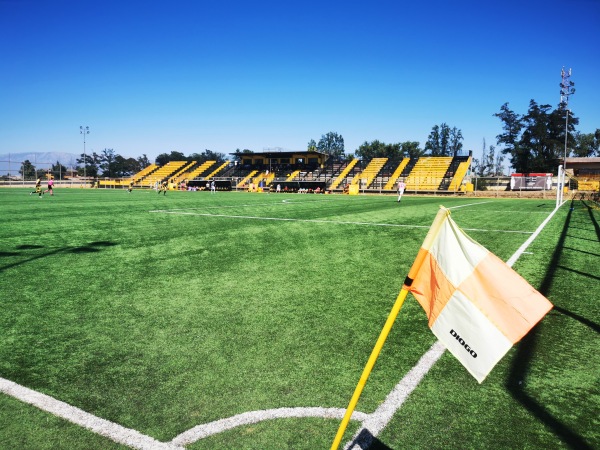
[{"left": 1, "top": 0, "right": 599, "bottom": 165}]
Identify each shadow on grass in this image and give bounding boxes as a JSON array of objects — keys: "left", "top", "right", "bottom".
[
  {"left": 0, "top": 241, "right": 118, "bottom": 272},
  {"left": 507, "top": 200, "right": 594, "bottom": 449},
  {"left": 583, "top": 200, "right": 600, "bottom": 241},
  {"left": 348, "top": 429, "right": 394, "bottom": 450}
]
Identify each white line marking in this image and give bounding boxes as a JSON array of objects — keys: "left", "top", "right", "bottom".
[
  {"left": 149, "top": 210, "right": 533, "bottom": 234},
  {"left": 447, "top": 201, "right": 493, "bottom": 209},
  {"left": 345, "top": 342, "right": 446, "bottom": 450},
  {"left": 506, "top": 204, "right": 562, "bottom": 267},
  {"left": 0, "top": 377, "right": 182, "bottom": 450},
  {"left": 171, "top": 407, "right": 369, "bottom": 446}
]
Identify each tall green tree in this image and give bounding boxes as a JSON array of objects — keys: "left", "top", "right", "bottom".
[
  {"left": 19, "top": 160, "right": 36, "bottom": 179},
  {"left": 77, "top": 152, "right": 101, "bottom": 177},
  {"left": 355, "top": 140, "right": 402, "bottom": 160},
  {"left": 519, "top": 100, "right": 578, "bottom": 172},
  {"left": 307, "top": 139, "right": 317, "bottom": 152},
  {"left": 137, "top": 154, "right": 151, "bottom": 169},
  {"left": 425, "top": 123, "right": 463, "bottom": 156},
  {"left": 317, "top": 132, "right": 345, "bottom": 159},
  {"left": 50, "top": 161, "right": 68, "bottom": 180},
  {"left": 400, "top": 141, "right": 424, "bottom": 158},
  {"left": 573, "top": 129, "right": 600, "bottom": 157},
  {"left": 494, "top": 103, "right": 524, "bottom": 171},
  {"left": 100, "top": 148, "right": 117, "bottom": 177},
  {"left": 155, "top": 153, "right": 170, "bottom": 166}
]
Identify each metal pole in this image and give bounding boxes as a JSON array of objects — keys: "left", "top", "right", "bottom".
[
  {"left": 556, "top": 165, "right": 562, "bottom": 208},
  {"left": 80, "top": 126, "right": 90, "bottom": 184}
]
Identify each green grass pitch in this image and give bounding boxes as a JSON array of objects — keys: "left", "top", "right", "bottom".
[{"left": 0, "top": 188, "right": 598, "bottom": 449}]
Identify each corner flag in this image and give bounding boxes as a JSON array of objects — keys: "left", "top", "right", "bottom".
[
  {"left": 406, "top": 207, "right": 553, "bottom": 383},
  {"left": 331, "top": 206, "right": 553, "bottom": 449}
]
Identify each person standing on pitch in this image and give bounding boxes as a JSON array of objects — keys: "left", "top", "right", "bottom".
[
  {"left": 31, "top": 177, "right": 43, "bottom": 197},
  {"left": 397, "top": 178, "right": 406, "bottom": 203},
  {"left": 44, "top": 177, "right": 54, "bottom": 196},
  {"left": 128, "top": 180, "right": 134, "bottom": 193},
  {"left": 210, "top": 180, "right": 216, "bottom": 193},
  {"left": 158, "top": 180, "right": 167, "bottom": 195}
]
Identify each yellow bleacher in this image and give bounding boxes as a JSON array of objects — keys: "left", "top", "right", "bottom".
[
  {"left": 169, "top": 161, "right": 196, "bottom": 185},
  {"left": 286, "top": 170, "right": 301, "bottom": 181},
  {"left": 175, "top": 160, "right": 216, "bottom": 184},
  {"left": 405, "top": 157, "right": 452, "bottom": 191},
  {"left": 384, "top": 158, "right": 410, "bottom": 190},
  {"left": 204, "top": 160, "right": 230, "bottom": 179},
  {"left": 351, "top": 158, "right": 387, "bottom": 188},
  {"left": 330, "top": 159, "right": 359, "bottom": 190},
  {"left": 236, "top": 170, "right": 258, "bottom": 188},
  {"left": 143, "top": 161, "right": 188, "bottom": 187},
  {"left": 447, "top": 157, "right": 472, "bottom": 191},
  {"left": 130, "top": 164, "right": 158, "bottom": 183}
]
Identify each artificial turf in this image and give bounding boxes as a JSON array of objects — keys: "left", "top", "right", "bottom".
[{"left": 0, "top": 188, "right": 598, "bottom": 449}]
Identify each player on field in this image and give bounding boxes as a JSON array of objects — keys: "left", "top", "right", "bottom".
[
  {"left": 397, "top": 178, "right": 406, "bottom": 203},
  {"left": 44, "top": 177, "right": 54, "bottom": 196},
  {"left": 30, "top": 178, "right": 43, "bottom": 197},
  {"left": 158, "top": 180, "right": 167, "bottom": 195}
]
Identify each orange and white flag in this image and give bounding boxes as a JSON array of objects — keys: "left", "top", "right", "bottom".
[{"left": 406, "top": 207, "right": 553, "bottom": 383}]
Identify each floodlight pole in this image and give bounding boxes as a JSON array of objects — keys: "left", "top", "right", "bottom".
[
  {"left": 80, "top": 126, "right": 90, "bottom": 183},
  {"left": 559, "top": 67, "right": 574, "bottom": 204}
]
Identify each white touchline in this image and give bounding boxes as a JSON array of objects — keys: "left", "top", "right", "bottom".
[{"left": 0, "top": 377, "right": 182, "bottom": 450}]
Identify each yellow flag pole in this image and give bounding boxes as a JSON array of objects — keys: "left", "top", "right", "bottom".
[
  {"left": 330, "top": 207, "right": 450, "bottom": 450},
  {"left": 330, "top": 287, "right": 410, "bottom": 450}
]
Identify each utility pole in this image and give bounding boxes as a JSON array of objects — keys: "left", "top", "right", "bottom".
[
  {"left": 559, "top": 68, "right": 575, "bottom": 203},
  {"left": 80, "top": 126, "right": 90, "bottom": 183}
]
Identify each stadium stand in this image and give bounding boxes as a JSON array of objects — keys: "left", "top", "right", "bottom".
[
  {"left": 447, "top": 157, "right": 472, "bottom": 191},
  {"left": 286, "top": 170, "right": 301, "bottom": 181},
  {"left": 205, "top": 161, "right": 230, "bottom": 179},
  {"left": 351, "top": 157, "right": 387, "bottom": 188},
  {"left": 175, "top": 160, "right": 217, "bottom": 184},
  {"left": 329, "top": 159, "right": 359, "bottom": 190},
  {"left": 405, "top": 157, "right": 452, "bottom": 191},
  {"left": 237, "top": 170, "right": 258, "bottom": 188},
  {"left": 383, "top": 158, "right": 410, "bottom": 190},
  {"left": 142, "top": 161, "right": 188, "bottom": 187}
]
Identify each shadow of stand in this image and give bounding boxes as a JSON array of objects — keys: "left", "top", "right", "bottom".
[{"left": 507, "top": 200, "right": 594, "bottom": 450}]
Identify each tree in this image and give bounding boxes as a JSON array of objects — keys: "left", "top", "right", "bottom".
[
  {"left": 137, "top": 154, "right": 151, "bottom": 169},
  {"left": 424, "top": 123, "right": 463, "bottom": 156},
  {"left": 307, "top": 139, "right": 317, "bottom": 152},
  {"left": 169, "top": 151, "right": 186, "bottom": 161},
  {"left": 317, "top": 132, "right": 345, "bottom": 159},
  {"left": 425, "top": 125, "right": 442, "bottom": 155},
  {"left": 448, "top": 127, "right": 463, "bottom": 156},
  {"left": 100, "top": 148, "right": 117, "bottom": 177},
  {"left": 197, "top": 149, "right": 226, "bottom": 164},
  {"left": 19, "top": 160, "right": 36, "bottom": 179},
  {"left": 155, "top": 153, "right": 170, "bottom": 166},
  {"left": 111, "top": 155, "right": 141, "bottom": 177},
  {"left": 400, "top": 141, "right": 424, "bottom": 159},
  {"left": 50, "top": 160, "right": 68, "bottom": 180},
  {"left": 519, "top": 100, "right": 578, "bottom": 172},
  {"left": 494, "top": 103, "right": 523, "bottom": 171},
  {"left": 573, "top": 129, "right": 600, "bottom": 157},
  {"left": 355, "top": 140, "right": 405, "bottom": 160},
  {"left": 77, "top": 152, "right": 100, "bottom": 177}
]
